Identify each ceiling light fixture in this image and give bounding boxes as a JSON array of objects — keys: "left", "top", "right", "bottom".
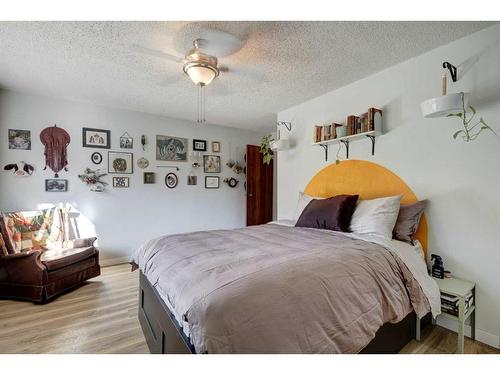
[{"left": 183, "top": 39, "right": 220, "bottom": 123}]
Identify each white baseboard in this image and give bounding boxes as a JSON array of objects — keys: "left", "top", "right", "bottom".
[
  {"left": 100, "top": 256, "right": 130, "bottom": 267},
  {"left": 436, "top": 315, "right": 500, "bottom": 349}
]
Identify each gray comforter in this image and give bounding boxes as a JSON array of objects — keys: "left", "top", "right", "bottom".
[{"left": 131, "top": 224, "right": 430, "bottom": 353}]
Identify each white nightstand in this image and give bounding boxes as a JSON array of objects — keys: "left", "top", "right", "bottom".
[{"left": 433, "top": 276, "right": 476, "bottom": 354}]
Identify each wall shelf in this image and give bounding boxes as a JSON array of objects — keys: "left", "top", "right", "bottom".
[{"left": 313, "top": 130, "right": 378, "bottom": 162}]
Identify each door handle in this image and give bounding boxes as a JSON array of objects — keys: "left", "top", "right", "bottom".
[{"left": 249, "top": 193, "right": 253, "bottom": 198}]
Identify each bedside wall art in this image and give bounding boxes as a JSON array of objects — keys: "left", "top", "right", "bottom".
[
  {"left": 78, "top": 168, "right": 108, "bottom": 192},
  {"left": 137, "top": 157, "right": 149, "bottom": 169},
  {"left": 91, "top": 152, "right": 103, "bottom": 165},
  {"left": 40, "top": 125, "right": 70, "bottom": 177},
  {"left": 212, "top": 141, "right": 221, "bottom": 153},
  {"left": 113, "top": 176, "right": 130, "bottom": 188},
  {"left": 156, "top": 135, "right": 188, "bottom": 161},
  {"left": 144, "top": 172, "right": 155, "bottom": 184},
  {"left": 165, "top": 173, "right": 178, "bottom": 188},
  {"left": 8, "top": 129, "right": 31, "bottom": 150},
  {"left": 108, "top": 151, "right": 133, "bottom": 174},
  {"left": 82, "top": 127, "right": 111, "bottom": 149},
  {"left": 120, "top": 132, "right": 133, "bottom": 149},
  {"left": 4, "top": 161, "right": 34, "bottom": 177},
  {"left": 205, "top": 176, "right": 219, "bottom": 189},
  {"left": 193, "top": 139, "right": 207, "bottom": 151},
  {"left": 45, "top": 179, "right": 68, "bottom": 192},
  {"left": 204, "top": 155, "right": 221, "bottom": 173}
]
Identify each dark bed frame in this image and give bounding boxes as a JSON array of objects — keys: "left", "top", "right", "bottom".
[{"left": 138, "top": 271, "right": 428, "bottom": 354}]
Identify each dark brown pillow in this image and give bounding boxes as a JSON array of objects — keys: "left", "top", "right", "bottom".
[
  {"left": 393, "top": 200, "right": 428, "bottom": 244},
  {"left": 295, "top": 194, "right": 359, "bottom": 232}
]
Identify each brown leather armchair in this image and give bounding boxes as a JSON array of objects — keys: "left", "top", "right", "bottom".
[{"left": 0, "top": 210, "right": 101, "bottom": 303}]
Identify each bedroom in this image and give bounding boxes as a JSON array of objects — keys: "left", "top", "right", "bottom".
[{"left": 1, "top": 0, "right": 499, "bottom": 373}]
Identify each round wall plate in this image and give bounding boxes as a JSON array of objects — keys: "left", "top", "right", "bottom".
[
  {"left": 91, "top": 152, "right": 103, "bottom": 165},
  {"left": 165, "top": 172, "right": 178, "bottom": 188},
  {"left": 137, "top": 157, "right": 149, "bottom": 169},
  {"left": 228, "top": 177, "right": 238, "bottom": 188}
]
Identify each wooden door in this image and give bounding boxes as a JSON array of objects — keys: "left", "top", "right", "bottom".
[{"left": 246, "top": 144, "right": 273, "bottom": 226}]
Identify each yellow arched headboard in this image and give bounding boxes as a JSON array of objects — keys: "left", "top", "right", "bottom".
[{"left": 304, "top": 160, "right": 428, "bottom": 257}]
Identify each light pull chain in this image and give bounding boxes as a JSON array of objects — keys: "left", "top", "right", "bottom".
[{"left": 197, "top": 83, "right": 206, "bottom": 124}]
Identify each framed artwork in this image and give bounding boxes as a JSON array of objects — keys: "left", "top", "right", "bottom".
[
  {"left": 137, "top": 157, "right": 149, "bottom": 169},
  {"left": 165, "top": 173, "right": 178, "bottom": 188},
  {"left": 203, "top": 155, "right": 221, "bottom": 173},
  {"left": 144, "top": 172, "right": 155, "bottom": 184},
  {"left": 45, "top": 179, "right": 68, "bottom": 192},
  {"left": 8, "top": 129, "right": 31, "bottom": 150},
  {"left": 113, "top": 177, "right": 129, "bottom": 188},
  {"left": 193, "top": 139, "right": 207, "bottom": 152},
  {"left": 187, "top": 175, "right": 197, "bottom": 185},
  {"left": 156, "top": 135, "right": 188, "bottom": 161},
  {"left": 205, "top": 176, "right": 219, "bottom": 189},
  {"left": 91, "top": 152, "right": 103, "bottom": 165},
  {"left": 120, "top": 132, "right": 133, "bottom": 149},
  {"left": 83, "top": 128, "right": 111, "bottom": 149},
  {"left": 212, "top": 141, "right": 221, "bottom": 153},
  {"left": 108, "top": 151, "right": 133, "bottom": 174}
]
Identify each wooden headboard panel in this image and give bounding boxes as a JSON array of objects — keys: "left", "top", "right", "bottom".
[{"left": 304, "top": 160, "right": 428, "bottom": 258}]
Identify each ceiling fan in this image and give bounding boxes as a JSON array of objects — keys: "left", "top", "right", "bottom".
[{"left": 131, "top": 29, "right": 242, "bottom": 123}]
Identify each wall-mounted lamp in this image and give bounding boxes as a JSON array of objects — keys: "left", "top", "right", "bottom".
[{"left": 421, "top": 61, "right": 468, "bottom": 118}]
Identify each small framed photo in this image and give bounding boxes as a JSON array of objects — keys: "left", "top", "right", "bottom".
[
  {"left": 8, "top": 129, "right": 31, "bottom": 150},
  {"left": 193, "top": 139, "right": 207, "bottom": 152},
  {"left": 212, "top": 141, "right": 221, "bottom": 153},
  {"left": 108, "top": 151, "right": 133, "bottom": 174},
  {"left": 203, "top": 155, "right": 221, "bottom": 173},
  {"left": 45, "top": 179, "right": 68, "bottom": 192},
  {"left": 83, "top": 127, "right": 111, "bottom": 149},
  {"left": 144, "top": 172, "right": 155, "bottom": 184},
  {"left": 187, "top": 175, "right": 197, "bottom": 185},
  {"left": 113, "top": 176, "right": 129, "bottom": 188},
  {"left": 91, "top": 152, "right": 103, "bottom": 165},
  {"left": 205, "top": 176, "right": 219, "bottom": 189},
  {"left": 165, "top": 173, "right": 178, "bottom": 189},
  {"left": 120, "top": 132, "right": 133, "bottom": 149}
]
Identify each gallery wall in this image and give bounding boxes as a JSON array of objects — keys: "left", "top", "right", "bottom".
[
  {"left": 277, "top": 23, "right": 500, "bottom": 348},
  {"left": 0, "top": 90, "right": 264, "bottom": 264}
]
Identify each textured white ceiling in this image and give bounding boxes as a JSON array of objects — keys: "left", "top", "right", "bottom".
[{"left": 0, "top": 21, "right": 494, "bottom": 132}]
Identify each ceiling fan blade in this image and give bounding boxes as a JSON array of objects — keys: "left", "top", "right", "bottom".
[
  {"left": 173, "top": 25, "right": 244, "bottom": 57},
  {"left": 130, "top": 44, "right": 184, "bottom": 63}
]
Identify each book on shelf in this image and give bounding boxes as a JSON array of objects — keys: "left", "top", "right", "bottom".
[{"left": 368, "top": 107, "right": 383, "bottom": 132}]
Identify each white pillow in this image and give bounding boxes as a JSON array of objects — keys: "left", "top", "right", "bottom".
[
  {"left": 294, "top": 192, "right": 324, "bottom": 220},
  {"left": 350, "top": 195, "right": 402, "bottom": 238}
]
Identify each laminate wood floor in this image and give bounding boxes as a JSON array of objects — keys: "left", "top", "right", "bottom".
[{"left": 0, "top": 264, "right": 498, "bottom": 354}]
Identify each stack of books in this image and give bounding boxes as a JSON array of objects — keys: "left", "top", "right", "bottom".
[
  {"left": 441, "top": 291, "right": 474, "bottom": 316},
  {"left": 313, "top": 123, "right": 342, "bottom": 143}
]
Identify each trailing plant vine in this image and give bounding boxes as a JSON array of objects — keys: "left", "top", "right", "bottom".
[
  {"left": 260, "top": 134, "right": 274, "bottom": 165},
  {"left": 447, "top": 93, "right": 496, "bottom": 142}
]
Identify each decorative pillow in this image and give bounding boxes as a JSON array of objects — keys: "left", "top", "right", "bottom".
[
  {"left": 393, "top": 200, "right": 428, "bottom": 244},
  {"left": 295, "top": 194, "right": 359, "bottom": 232},
  {"left": 350, "top": 195, "right": 402, "bottom": 238},
  {"left": 1, "top": 209, "right": 56, "bottom": 253},
  {"left": 294, "top": 192, "right": 325, "bottom": 220}
]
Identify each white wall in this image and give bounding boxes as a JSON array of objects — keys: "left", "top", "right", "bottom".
[
  {"left": 277, "top": 24, "right": 500, "bottom": 348},
  {"left": 0, "top": 91, "right": 263, "bottom": 264}
]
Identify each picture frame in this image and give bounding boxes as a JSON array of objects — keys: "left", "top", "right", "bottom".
[
  {"left": 205, "top": 176, "right": 219, "bottom": 189},
  {"left": 203, "top": 155, "right": 221, "bottom": 173},
  {"left": 83, "top": 127, "right": 111, "bottom": 149},
  {"left": 91, "top": 152, "right": 103, "bottom": 165},
  {"left": 187, "top": 175, "right": 197, "bottom": 186},
  {"left": 212, "top": 141, "right": 221, "bottom": 153},
  {"left": 165, "top": 172, "right": 178, "bottom": 189},
  {"left": 144, "top": 172, "right": 155, "bottom": 184},
  {"left": 112, "top": 177, "right": 129, "bottom": 188},
  {"left": 108, "top": 151, "right": 133, "bottom": 174},
  {"left": 193, "top": 139, "right": 207, "bottom": 152},
  {"left": 8, "top": 129, "right": 31, "bottom": 150},
  {"left": 45, "top": 179, "right": 68, "bottom": 192},
  {"left": 120, "top": 132, "right": 133, "bottom": 149},
  {"left": 156, "top": 135, "right": 188, "bottom": 161}
]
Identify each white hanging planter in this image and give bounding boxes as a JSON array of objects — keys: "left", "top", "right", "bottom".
[
  {"left": 421, "top": 93, "right": 468, "bottom": 118},
  {"left": 269, "top": 139, "right": 290, "bottom": 151}
]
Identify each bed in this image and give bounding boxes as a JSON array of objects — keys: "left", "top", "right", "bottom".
[{"left": 131, "top": 160, "right": 440, "bottom": 354}]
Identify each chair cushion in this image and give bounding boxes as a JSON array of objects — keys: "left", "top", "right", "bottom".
[{"left": 41, "top": 246, "right": 97, "bottom": 272}]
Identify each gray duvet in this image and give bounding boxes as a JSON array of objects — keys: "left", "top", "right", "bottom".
[{"left": 131, "top": 224, "right": 430, "bottom": 353}]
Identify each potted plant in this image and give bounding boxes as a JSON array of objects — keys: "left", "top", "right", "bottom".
[{"left": 260, "top": 134, "right": 274, "bottom": 165}]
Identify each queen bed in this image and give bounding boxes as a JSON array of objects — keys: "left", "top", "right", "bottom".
[{"left": 130, "top": 160, "right": 441, "bottom": 354}]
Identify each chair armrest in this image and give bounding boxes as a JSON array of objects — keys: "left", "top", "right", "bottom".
[
  {"left": 0, "top": 250, "right": 47, "bottom": 284},
  {"left": 66, "top": 237, "right": 97, "bottom": 248}
]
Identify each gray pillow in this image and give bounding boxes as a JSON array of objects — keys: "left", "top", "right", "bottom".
[{"left": 393, "top": 200, "right": 427, "bottom": 244}]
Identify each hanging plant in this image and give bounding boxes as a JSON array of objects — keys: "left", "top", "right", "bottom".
[
  {"left": 447, "top": 93, "right": 496, "bottom": 142},
  {"left": 260, "top": 134, "right": 274, "bottom": 165}
]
